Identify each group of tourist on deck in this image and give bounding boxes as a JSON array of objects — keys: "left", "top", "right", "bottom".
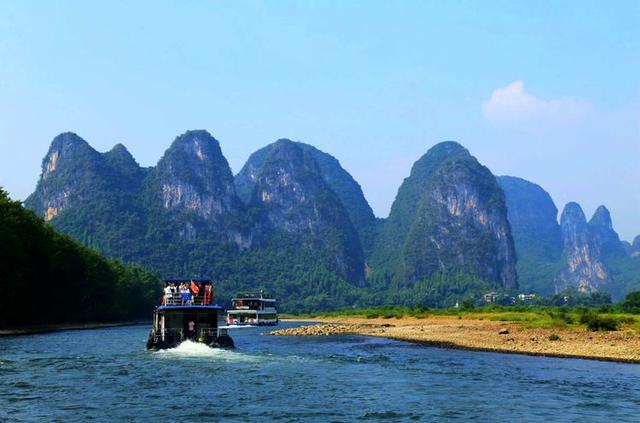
[{"left": 162, "top": 280, "right": 213, "bottom": 305}]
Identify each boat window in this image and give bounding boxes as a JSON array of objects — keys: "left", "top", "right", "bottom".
[{"left": 231, "top": 299, "right": 274, "bottom": 310}]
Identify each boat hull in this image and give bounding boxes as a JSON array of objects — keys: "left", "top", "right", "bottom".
[
  {"left": 146, "top": 330, "right": 234, "bottom": 350},
  {"left": 226, "top": 320, "right": 279, "bottom": 327},
  {"left": 147, "top": 304, "right": 233, "bottom": 350}
]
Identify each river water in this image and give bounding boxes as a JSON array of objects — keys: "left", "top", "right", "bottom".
[{"left": 1, "top": 322, "right": 639, "bottom": 422}]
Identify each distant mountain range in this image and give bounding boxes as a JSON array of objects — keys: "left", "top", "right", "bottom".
[
  {"left": 498, "top": 177, "right": 640, "bottom": 298},
  {"left": 24, "top": 130, "right": 640, "bottom": 309}
]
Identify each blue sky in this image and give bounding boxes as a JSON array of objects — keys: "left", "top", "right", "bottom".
[{"left": 0, "top": 1, "right": 638, "bottom": 239}]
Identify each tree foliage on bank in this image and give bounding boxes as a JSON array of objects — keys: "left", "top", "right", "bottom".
[{"left": 0, "top": 189, "right": 161, "bottom": 328}]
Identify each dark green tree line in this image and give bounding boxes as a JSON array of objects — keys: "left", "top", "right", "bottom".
[{"left": 0, "top": 188, "right": 161, "bottom": 328}]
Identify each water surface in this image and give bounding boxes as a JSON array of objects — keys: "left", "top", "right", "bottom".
[{"left": 1, "top": 323, "right": 639, "bottom": 422}]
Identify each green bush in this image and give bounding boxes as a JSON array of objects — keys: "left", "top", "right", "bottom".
[
  {"left": 546, "top": 308, "right": 573, "bottom": 325},
  {"left": 579, "top": 313, "right": 619, "bottom": 331},
  {"left": 622, "top": 291, "right": 640, "bottom": 314},
  {"left": 460, "top": 299, "right": 475, "bottom": 311}
]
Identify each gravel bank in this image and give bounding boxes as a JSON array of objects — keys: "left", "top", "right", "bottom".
[{"left": 272, "top": 317, "right": 640, "bottom": 363}]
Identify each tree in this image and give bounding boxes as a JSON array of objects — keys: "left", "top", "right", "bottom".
[{"left": 622, "top": 291, "right": 640, "bottom": 313}]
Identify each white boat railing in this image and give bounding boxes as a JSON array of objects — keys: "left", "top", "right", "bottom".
[
  {"left": 153, "top": 327, "right": 227, "bottom": 341},
  {"left": 162, "top": 293, "right": 213, "bottom": 306}
]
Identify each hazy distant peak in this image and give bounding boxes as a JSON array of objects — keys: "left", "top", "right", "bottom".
[
  {"left": 108, "top": 142, "right": 130, "bottom": 154},
  {"left": 47, "top": 132, "right": 94, "bottom": 154},
  {"left": 561, "top": 202, "right": 586, "bottom": 223},
  {"left": 589, "top": 205, "right": 613, "bottom": 229},
  {"left": 409, "top": 141, "right": 471, "bottom": 179}
]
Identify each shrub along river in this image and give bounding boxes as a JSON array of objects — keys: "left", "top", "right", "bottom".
[{"left": 1, "top": 322, "right": 639, "bottom": 422}]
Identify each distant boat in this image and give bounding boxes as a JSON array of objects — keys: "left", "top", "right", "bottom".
[
  {"left": 146, "top": 278, "right": 234, "bottom": 350},
  {"left": 226, "top": 292, "right": 279, "bottom": 326}
]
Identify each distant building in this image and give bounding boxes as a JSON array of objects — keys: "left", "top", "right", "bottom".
[
  {"left": 517, "top": 293, "right": 537, "bottom": 302},
  {"left": 484, "top": 292, "right": 497, "bottom": 303}
]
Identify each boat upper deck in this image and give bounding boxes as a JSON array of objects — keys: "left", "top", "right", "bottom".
[
  {"left": 157, "top": 305, "right": 224, "bottom": 311},
  {"left": 230, "top": 293, "right": 277, "bottom": 312},
  {"left": 161, "top": 278, "right": 217, "bottom": 308}
]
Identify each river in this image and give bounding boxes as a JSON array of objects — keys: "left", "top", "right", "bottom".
[{"left": 1, "top": 322, "right": 639, "bottom": 422}]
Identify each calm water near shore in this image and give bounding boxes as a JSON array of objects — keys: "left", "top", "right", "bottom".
[{"left": 1, "top": 322, "right": 639, "bottom": 422}]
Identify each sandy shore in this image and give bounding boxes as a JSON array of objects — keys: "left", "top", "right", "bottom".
[
  {"left": 0, "top": 321, "right": 148, "bottom": 337},
  {"left": 274, "top": 317, "right": 640, "bottom": 363}
]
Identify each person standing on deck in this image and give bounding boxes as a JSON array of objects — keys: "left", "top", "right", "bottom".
[
  {"left": 190, "top": 280, "right": 200, "bottom": 304},
  {"left": 163, "top": 284, "right": 172, "bottom": 305},
  {"left": 203, "top": 284, "right": 212, "bottom": 304},
  {"left": 187, "top": 320, "right": 196, "bottom": 341},
  {"left": 180, "top": 283, "right": 190, "bottom": 305}
]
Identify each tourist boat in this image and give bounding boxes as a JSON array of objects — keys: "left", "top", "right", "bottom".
[
  {"left": 146, "top": 278, "right": 234, "bottom": 350},
  {"left": 226, "top": 292, "right": 279, "bottom": 326}
]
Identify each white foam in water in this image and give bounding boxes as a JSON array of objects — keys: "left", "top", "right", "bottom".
[
  {"left": 154, "top": 341, "right": 255, "bottom": 362},
  {"left": 167, "top": 340, "right": 220, "bottom": 355}
]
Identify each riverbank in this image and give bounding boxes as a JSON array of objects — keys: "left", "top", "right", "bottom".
[
  {"left": 0, "top": 321, "right": 149, "bottom": 337},
  {"left": 274, "top": 316, "right": 640, "bottom": 363}
]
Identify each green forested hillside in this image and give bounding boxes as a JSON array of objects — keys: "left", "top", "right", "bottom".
[
  {"left": 499, "top": 176, "right": 640, "bottom": 299},
  {"left": 497, "top": 176, "right": 562, "bottom": 295},
  {"left": 235, "top": 139, "right": 376, "bottom": 238},
  {"left": 244, "top": 140, "right": 365, "bottom": 284},
  {"left": 369, "top": 141, "right": 517, "bottom": 290},
  {"left": 0, "top": 188, "right": 160, "bottom": 328},
  {"left": 20, "top": 135, "right": 521, "bottom": 311},
  {"left": 22, "top": 131, "right": 640, "bottom": 312},
  {"left": 607, "top": 257, "right": 640, "bottom": 299}
]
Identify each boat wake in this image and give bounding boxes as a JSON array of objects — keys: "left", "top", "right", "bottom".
[{"left": 154, "top": 340, "right": 254, "bottom": 362}]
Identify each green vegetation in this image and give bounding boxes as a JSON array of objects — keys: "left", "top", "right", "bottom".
[
  {"left": 293, "top": 300, "right": 640, "bottom": 332},
  {"left": 578, "top": 313, "right": 621, "bottom": 331},
  {"left": 623, "top": 291, "right": 640, "bottom": 313},
  {"left": 0, "top": 188, "right": 161, "bottom": 328},
  {"left": 608, "top": 256, "right": 640, "bottom": 300}
]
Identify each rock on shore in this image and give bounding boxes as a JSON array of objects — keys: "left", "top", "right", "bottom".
[{"left": 271, "top": 323, "right": 391, "bottom": 337}]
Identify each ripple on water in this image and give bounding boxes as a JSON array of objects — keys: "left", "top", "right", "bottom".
[
  {"left": 323, "top": 353, "right": 391, "bottom": 365},
  {"left": 359, "top": 411, "right": 422, "bottom": 420}
]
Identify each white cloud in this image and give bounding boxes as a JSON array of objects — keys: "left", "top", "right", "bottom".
[{"left": 482, "top": 80, "right": 591, "bottom": 128}]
